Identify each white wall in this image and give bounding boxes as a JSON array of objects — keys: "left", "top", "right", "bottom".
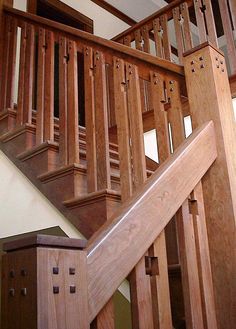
[{"left": 0, "top": 150, "right": 83, "bottom": 239}]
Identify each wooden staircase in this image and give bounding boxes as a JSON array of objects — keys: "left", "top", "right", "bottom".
[{"left": 0, "top": 2, "right": 236, "bottom": 329}]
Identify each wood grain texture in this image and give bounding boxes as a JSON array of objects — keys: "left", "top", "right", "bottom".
[
  {"left": 4, "top": 7, "right": 184, "bottom": 77},
  {"left": 67, "top": 40, "right": 79, "bottom": 164},
  {"left": 86, "top": 121, "right": 217, "bottom": 322},
  {"left": 94, "top": 50, "right": 111, "bottom": 190},
  {"left": 84, "top": 46, "right": 97, "bottom": 192},
  {"left": 173, "top": 6, "right": 184, "bottom": 64},
  {"left": 202, "top": 0, "right": 218, "bottom": 47},
  {"left": 193, "top": 0, "right": 207, "bottom": 44},
  {"left": 183, "top": 43, "right": 236, "bottom": 329}
]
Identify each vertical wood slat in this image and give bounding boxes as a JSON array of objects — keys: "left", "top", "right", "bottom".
[
  {"left": 190, "top": 182, "right": 218, "bottom": 329},
  {"left": 84, "top": 46, "right": 97, "bottom": 192},
  {"left": 202, "top": 0, "right": 218, "bottom": 47},
  {"left": 126, "top": 63, "right": 146, "bottom": 189},
  {"left": 149, "top": 232, "right": 173, "bottom": 329},
  {"left": 67, "top": 40, "right": 79, "bottom": 164},
  {"left": 36, "top": 28, "right": 46, "bottom": 145},
  {"left": 16, "top": 22, "right": 27, "bottom": 125},
  {"left": 218, "top": 0, "right": 236, "bottom": 74},
  {"left": 176, "top": 200, "right": 204, "bottom": 329},
  {"left": 173, "top": 7, "right": 184, "bottom": 65},
  {"left": 126, "top": 63, "right": 153, "bottom": 329},
  {"left": 153, "top": 18, "right": 163, "bottom": 58},
  {"left": 141, "top": 25, "right": 150, "bottom": 53},
  {"left": 0, "top": 17, "right": 12, "bottom": 110},
  {"left": 23, "top": 24, "right": 35, "bottom": 124},
  {"left": 123, "top": 35, "right": 131, "bottom": 47},
  {"left": 5, "top": 17, "right": 17, "bottom": 109},
  {"left": 93, "top": 50, "right": 111, "bottom": 190},
  {"left": 160, "top": 14, "right": 171, "bottom": 61},
  {"left": 228, "top": 0, "right": 236, "bottom": 30},
  {"left": 113, "top": 58, "right": 132, "bottom": 201},
  {"left": 129, "top": 255, "right": 154, "bottom": 329},
  {"left": 58, "top": 36, "right": 68, "bottom": 165},
  {"left": 166, "top": 78, "right": 185, "bottom": 149},
  {"left": 44, "top": 30, "right": 54, "bottom": 141},
  {"left": 180, "top": 2, "right": 193, "bottom": 51},
  {"left": 134, "top": 29, "right": 143, "bottom": 51},
  {"left": 193, "top": 0, "right": 207, "bottom": 44},
  {"left": 150, "top": 72, "right": 170, "bottom": 163},
  {"left": 91, "top": 299, "right": 115, "bottom": 329}
]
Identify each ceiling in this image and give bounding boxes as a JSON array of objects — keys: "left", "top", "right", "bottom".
[{"left": 104, "top": 0, "right": 170, "bottom": 21}]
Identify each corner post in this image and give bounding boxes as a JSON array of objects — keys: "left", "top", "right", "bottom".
[
  {"left": 1, "top": 235, "right": 89, "bottom": 329},
  {"left": 183, "top": 42, "right": 236, "bottom": 329}
]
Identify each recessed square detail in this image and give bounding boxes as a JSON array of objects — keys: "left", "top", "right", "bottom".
[
  {"left": 53, "top": 286, "right": 59, "bottom": 294},
  {"left": 21, "top": 288, "right": 27, "bottom": 296},
  {"left": 9, "top": 288, "right": 15, "bottom": 297},
  {"left": 53, "top": 267, "right": 59, "bottom": 275},
  {"left": 69, "top": 268, "right": 75, "bottom": 275},
  {"left": 9, "top": 270, "right": 15, "bottom": 278},
  {"left": 21, "top": 269, "right": 27, "bottom": 276},
  {"left": 70, "top": 285, "right": 76, "bottom": 294}
]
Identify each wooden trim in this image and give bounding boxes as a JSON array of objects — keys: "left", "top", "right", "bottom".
[
  {"left": 3, "top": 234, "right": 87, "bottom": 251},
  {"left": 90, "top": 0, "right": 137, "bottom": 26},
  {"left": 112, "top": 0, "right": 193, "bottom": 42},
  {"left": 4, "top": 6, "right": 184, "bottom": 77},
  {"left": 86, "top": 121, "right": 217, "bottom": 322},
  {"left": 27, "top": 0, "right": 93, "bottom": 33},
  {"left": 230, "top": 74, "right": 236, "bottom": 97}
]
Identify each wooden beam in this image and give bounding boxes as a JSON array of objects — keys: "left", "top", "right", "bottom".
[
  {"left": 86, "top": 121, "right": 217, "bottom": 322},
  {"left": 90, "top": 0, "right": 137, "bottom": 26},
  {"left": 183, "top": 42, "right": 236, "bottom": 329}
]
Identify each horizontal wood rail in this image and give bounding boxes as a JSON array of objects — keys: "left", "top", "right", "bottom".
[
  {"left": 3, "top": 6, "right": 184, "bottom": 77},
  {"left": 86, "top": 121, "right": 217, "bottom": 322},
  {"left": 112, "top": 0, "right": 236, "bottom": 75}
]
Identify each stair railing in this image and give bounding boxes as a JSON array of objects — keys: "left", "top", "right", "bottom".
[
  {"left": 112, "top": 0, "right": 236, "bottom": 76},
  {"left": 1, "top": 122, "right": 218, "bottom": 329}
]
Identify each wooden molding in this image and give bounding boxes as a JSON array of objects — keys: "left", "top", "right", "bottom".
[{"left": 90, "top": 0, "right": 137, "bottom": 26}]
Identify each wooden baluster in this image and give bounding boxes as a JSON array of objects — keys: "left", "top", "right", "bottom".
[
  {"left": 58, "top": 36, "right": 68, "bottom": 165},
  {"left": 180, "top": 2, "right": 193, "bottom": 51},
  {"left": 44, "top": 30, "right": 54, "bottom": 141},
  {"left": 129, "top": 256, "right": 154, "bottom": 329},
  {"left": 166, "top": 78, "right": 185, "bottom": 149},
  {"left": 218, "top": 0, "right": 236, "bottom": 74},
  {"left": 193, "top": 0, "right": 207, "bottom": 44},
  {"left": 202, "top": 0, "right": 218, "bottom": 47},
  {"left": 93, "top": 50, "right": 111, "bottom": 190},
  {"left": 126, "top": 63, "right": 146, "bottom": 188},
  {"left": 149, "top": 232, "right": 173, "bottom": 329},
  {"left": 36, "top": 28, "right": 46, "bottom": 145},
  {"left": 228, "top": 0, "right": 236, "bottom": 30},
  {"left": 113, "top": 58, "right": 132, "bottom": 200},
  {"left": 0, "top": 17, "right": 11, "bottom": 111},
  {"left": 67, "top": 40, "right": 79, "bottom": 164},
  {"left": 189, "top": 182, "right": 218, "bottom": 329},
  {"left": 84, "top": 46, "right": 97, "bottom": 192},
  {"left": 150, "top": 72, "right": 170, "bottom": 163},
  {"left": 5, "top": 18, "right": 17, "bottom": 109},
  {"left": 16, "top": 22, "right": 27, "bottom": 125},
  {"left": 153, "top": 18, "right": 163, "bottom": 58},
  {"left": 91, "top": 299, "right": 115, "bottom": 329},
  {"left": 173, "top": 7, "right": 184, "bottom": 65},
  {"left": 160, "top": 14, "right": 171, "bottom": 61},
  {"left": 134, "top": 29, "right": 143, "bottom": 51},
  {"left": 126, "top": 63, "right": 153, "bottom": 329},
  {"left": 141, "top": 25, "right": 150, "bottom": 53},
  {"left": 23, "top": 24, "right": 35, "bottom": 125},
  {"left": 123, "top": 35, "right": 131, "bottom": 47},
  {"left": 176, "top": 199, "right": 204, "bottom": 329}
]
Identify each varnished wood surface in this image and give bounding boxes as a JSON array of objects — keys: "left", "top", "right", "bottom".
[
  {"left": 86, "top": 121, "right": 217, "bottom": 321},
  {"left": 184, "top": 43, "right": 236, "bottom": 329},
  {"left": 3, "top": 234, "right": 87, "bottom": 251},
  {"left": 3, "top": 6, "right": 184, "bottom": 77}
]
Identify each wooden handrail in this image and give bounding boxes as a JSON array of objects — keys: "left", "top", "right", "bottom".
[
  {"left": 112, "top": 0, "right": 193, "bottom": 42},
  {"left": 3, "top": 6, "right": 184, "bottom": 77},
  {"left": 86, "top": 121, "right": 217, "bottom": 322}
]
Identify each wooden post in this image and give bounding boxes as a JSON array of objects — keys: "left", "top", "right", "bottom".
[
  {"left": 183, "top": 42, "right": 236, "bottom": 329},
  {"left": 1, "top": 235, "right": 89, "bottom": 329}
]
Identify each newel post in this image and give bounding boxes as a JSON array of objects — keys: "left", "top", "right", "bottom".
[
  {"left": 183, "top": 42, "right": 236, "bottom": 329},
  {"left": 1, "top": 235, "right": 89, "bottom": 329}
]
